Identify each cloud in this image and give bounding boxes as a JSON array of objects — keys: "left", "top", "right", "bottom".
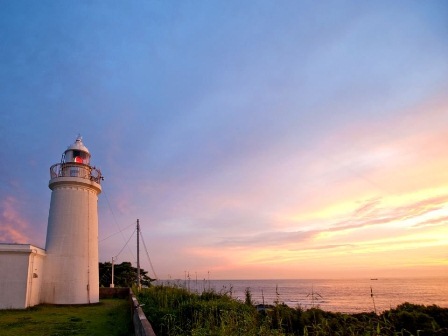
[
  {"left": 411, "top": 216, "right": 448, "bottom": 229},
  {"left": 352, "top": 198, "right": 381, "bottom": 217},
  {"left": 211, "top": 193, "right": 448, "bottom": 251},
  {"left": 329, "top": 194, "right": 448, "bottom": 232},
  {"left": 216, "top": 230, "right": 315, "bottom": 248},
  {"left": 0, "top": 196, "right": 31, "bottom": 243}
]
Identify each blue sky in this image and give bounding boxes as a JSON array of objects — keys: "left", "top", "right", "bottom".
[{"left": 1, "top": 1, "right": 447, "bottom": 279}]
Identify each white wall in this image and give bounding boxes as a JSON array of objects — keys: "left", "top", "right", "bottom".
[
  {"left": 0, "top": 244, "right": 46, "bottom": 309},
  {"left": 42, "top": 177, "right": 101, "bottom": 304},
  {"left": 26, "top": 249, "right": 46, "bottom": 307}
]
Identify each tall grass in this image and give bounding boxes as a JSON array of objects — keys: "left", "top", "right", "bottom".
[
  {"left": 137, "top": 285, "right": 448, "bottom": 336},
  {"left": 137, "top": 285, "right": 258, "bottom": 335}
]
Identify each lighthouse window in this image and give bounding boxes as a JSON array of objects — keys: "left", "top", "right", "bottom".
[{"left": 72, "top": 150, "right": 83, "bottom": 164}]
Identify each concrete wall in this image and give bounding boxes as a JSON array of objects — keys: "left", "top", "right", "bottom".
[
  {"left": 130, "top": 290, "right": 157, "bottom": 336},
  {"left": 0, "top": 244, "right": 46, "bottom": 309},
  {"left": 99, "top": 287, "right": 157, "bottom": 336},
  {"left": 99, "top": 287, "right": 129, "bottom": 299}
]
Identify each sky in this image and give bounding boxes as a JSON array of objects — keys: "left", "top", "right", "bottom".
[{"left": 0, "top": 1, "right": 447, "bottom": 280}]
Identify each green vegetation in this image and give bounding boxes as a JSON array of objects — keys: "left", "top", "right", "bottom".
[
  {"left": 138, "top": 285, "right": 448, "bottom": 336},
  {"left": 99, "top": 261, "right": 155, "bottom": 287},
  {"left": 0, "top": 299, "right": 133, "bottom": 336}
]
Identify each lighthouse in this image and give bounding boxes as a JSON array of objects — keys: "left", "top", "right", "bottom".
[{"left": 41, "top": 136, "right": 103, "bottom": 304}]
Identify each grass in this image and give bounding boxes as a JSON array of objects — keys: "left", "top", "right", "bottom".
[
  {"left": 137, "top": 285, "right": 448, "bottom": 336},
  {"left": 0, "top": 298, "right": 133, "bottom": 336}
]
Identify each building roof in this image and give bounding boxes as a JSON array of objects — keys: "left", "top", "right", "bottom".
[
  {"left": 65, "top": 135, "right": 90, "bottom": 154},
  {"left": 0, "top": 243, "right": 46, "bottom": 255}
]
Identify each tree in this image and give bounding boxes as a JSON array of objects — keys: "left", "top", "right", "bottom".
[{"left": 99, "top": 261, "right": 155, "bottom": 287}]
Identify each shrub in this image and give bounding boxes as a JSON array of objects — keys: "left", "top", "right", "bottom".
[{"left": 138, "top": 286, "right": 448, "bottom": 336}]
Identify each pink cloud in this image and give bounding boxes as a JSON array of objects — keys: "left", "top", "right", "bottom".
[
  {"left": 411, "top": 216, "right": 448, "bottom": 229},
  {"left": 0, "top": 196, "right": 31, "bottom": 243},
  {"left": 329, "top": 194, "right": 448, "bottom": 232},
  {"left": 352, "top": 197, "right": 382, "bottom": 217},
  {"left": 213, "top": 193, "right": 448, "bottom": 250}
]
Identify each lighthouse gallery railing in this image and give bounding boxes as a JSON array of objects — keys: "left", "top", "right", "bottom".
[{"left": 50, "top": 163, "right": 103, "bottom": 184}]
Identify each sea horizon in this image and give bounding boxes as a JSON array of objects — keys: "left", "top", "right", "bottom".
[
  {"left": 156, "top": 277, "right": 448, "bottom": 313},
  {"left": 159, "top": 275, "right": 447, "bottom": 282}
]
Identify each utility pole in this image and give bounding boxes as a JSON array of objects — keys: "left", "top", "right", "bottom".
[
  {"left": 110, "top": 257, "right": 115, "bottom": 288},
  {"left": 137, "top": 219, "right": 141, "bottom": 290}
]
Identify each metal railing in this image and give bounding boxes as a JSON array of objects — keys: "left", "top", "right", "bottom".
[{"left": 50, "top": 163, "right": 103, "bottom": 184}]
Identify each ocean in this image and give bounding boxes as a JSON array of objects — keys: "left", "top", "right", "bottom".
[{"left": 160, "top": 277, "right": 448, "bottom": 313}]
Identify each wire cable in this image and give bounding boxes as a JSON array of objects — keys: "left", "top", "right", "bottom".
[
  {"left": 140, "top": 228, "right": 158, "bottom": 279},
  {"left": 115, "top": 228, "right": 136, "bottom": 259},
  {"left": 102, "top": 187, "right": 135, "bottom": 260},
  {"left": 99, "top": 221, "right": 136, "bottom": 242}
]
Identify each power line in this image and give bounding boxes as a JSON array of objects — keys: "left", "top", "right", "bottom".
[
  {"left": 99, "top": 221, "right": 135, "bottom": 242},
  {"left": 140, "top": 228, "right": 158, "bottom": 280},
  {"left": 115, "top": 228, "right": 136, "bottom": 259},
  {"left": 102, "top": 187, "right": 135, "bottom": 260}
]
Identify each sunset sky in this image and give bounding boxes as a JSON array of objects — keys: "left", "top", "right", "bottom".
[{"left": 1, "top": 1, "right": 447, "bottom": 280}]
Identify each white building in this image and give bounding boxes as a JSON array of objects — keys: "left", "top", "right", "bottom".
[
  {"left": 0, "top": 136, "right": 102, "bottom": 309},
  {"left": 0, "top": 244, "right": 46, "bottom": 309}
]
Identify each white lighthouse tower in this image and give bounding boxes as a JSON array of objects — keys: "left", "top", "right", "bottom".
[{"left": 42, "top": 136, "right": 102, "bottom": 304}]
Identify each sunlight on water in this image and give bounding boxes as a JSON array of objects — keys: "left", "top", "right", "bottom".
[{"left": 160, "top": 278, "right": 448, "bottom": 313}]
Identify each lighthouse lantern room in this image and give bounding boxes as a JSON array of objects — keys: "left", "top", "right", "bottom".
[{"left": 63, "top": 136, "right": 91, "bottom": 164}]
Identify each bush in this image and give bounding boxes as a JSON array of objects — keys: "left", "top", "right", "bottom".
[
  {"left": 383, "top": 303, "right": 443, "bottom": 335},
  {"left": 138, "top": 287, "right": 448, "bottom": 336}
]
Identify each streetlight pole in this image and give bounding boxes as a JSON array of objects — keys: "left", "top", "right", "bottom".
[{"left": 110, "top": 257, "right": 115, "bottom": 288}]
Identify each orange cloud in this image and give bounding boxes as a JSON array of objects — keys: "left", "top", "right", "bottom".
[
  {"left": 0, "top": 196, "right": 31, "bottom": 243},
  {"left": 194, "top": 188, "right": 448, "bottom": 278},
  {"left": 214, "top": 192, "right": 448, "bottom": 248}
]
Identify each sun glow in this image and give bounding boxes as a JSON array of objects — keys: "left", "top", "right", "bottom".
[{"left": 206, "top": 185, "right": 448, "bottom": 278}]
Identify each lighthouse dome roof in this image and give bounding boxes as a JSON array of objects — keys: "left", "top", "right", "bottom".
[{"left": 66, "top": 135, "right": 90, "bottom": 154}]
